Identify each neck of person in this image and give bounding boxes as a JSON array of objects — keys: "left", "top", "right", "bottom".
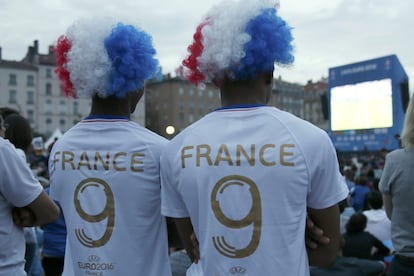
[
  {"left": 89, "top": 94, "right": 132, "bottom": 119},
  {"left": 219, "top": 72, "right": 272, "bottom": 107}
]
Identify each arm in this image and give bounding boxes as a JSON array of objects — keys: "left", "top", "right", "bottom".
[
  {"left": 382, "top": 194, "right": 392, "bottom": 220},
  {"left": 172, "top": 217, "right": 197, "bottom": 263},
  {"left": 13, "top": 190, "right": 59, "bottom": 227},
  {"left": 305, "top": 215, "right": 330, "bottom": 249},
  {"left": 372, "top": 234, "right": 391, "bottom": 256},
  {"left": 307, "top": 204, "right": 341, "bottom": 267}
]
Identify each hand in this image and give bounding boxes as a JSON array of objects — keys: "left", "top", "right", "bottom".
[
  {"left": 190, "top": 232, "right": 200, "bottom": 264},
  {"left": 12, "top": 207, "right": 36, "bottom": 227},
  {"left": 305, "top": 215, "right": 330, "bottom": 249}
]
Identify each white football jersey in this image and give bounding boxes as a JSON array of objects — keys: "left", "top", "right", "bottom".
[
  {"left": 161, "top": 105, "right": 348, "bottom": 276},
  {"left": 49, "top": 117, "right": 172, "bottom": 276},
  {"left": 0, "top": 139, "right": 43, "bottom": 276}
]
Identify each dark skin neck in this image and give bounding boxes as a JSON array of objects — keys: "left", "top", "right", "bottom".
[
  {"left": 89, "top": 90, "right": 143, "bottom": 119},
  {"left": 219, "top": 72, "right": 273, "bottom": 107}
]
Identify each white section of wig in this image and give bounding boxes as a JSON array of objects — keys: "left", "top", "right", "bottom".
[
  {"left": 198, "top": 0, "right": 275, "bottom": 81},
  {"left": 65, "top": 17, "right": 117, "bottom": 98}
]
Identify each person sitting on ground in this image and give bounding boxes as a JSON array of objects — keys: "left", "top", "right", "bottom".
[
  {"left": 351, "top": 175, "right": 371, "bottom": 212},
  {"left": 342, "top": 212, "right": 390, "bottom": 260},
  {"left": 363, "top": 190, "right": 391, "bottom": 242}
]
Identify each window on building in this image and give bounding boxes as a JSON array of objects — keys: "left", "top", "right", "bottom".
[
  {"left": 46, "top": 83, "right": 52, "bottom": 95},
  {"left": 73, "top": 102, "right": 79, "bottom": 114},
  {"left": 27, "top": 110, "right": 34, "bottom": 124},
  {"left": 27, "top": 91, "right": 34, "bottom": 104},
  {"left": 27, "top": 75, "right": 34, "bottom": 86},
  {"left": 188, "top": 114, "right": 194, "bottom": 123},
  {"left": 9, "top": 74, "right": 17, "bottom": 85},
  {"left": 198, "top": 89, "right": 203, "bottom": 97},
  {"left": 45, "top": 99, "right": 52, "bottom": 114},
  {"left": 208, "top": 90, "right": 214, "bottom": 98},
  {"left": 189, "top": 89, "right": 194, "bottom": 96},
  {"left": 188, "top": 101, "right": 194, "bottom": 111},
  {"left": 178, "top": 88, "right": 184, "bottom": 96},
  {"left": 59, "top": 100, "right": 66, "bottom": 114},
  {"left": 46, "top": 118, "right": 52, "bottom": 133},
  {"left": 179, "top": 112, "right": 184, "bottom": 122},
  {"left": 46, "top": 68, "right": 52, "bottom": 78},
  {"left": 9, "top": 90, "right": 17, "bottom": 104},
  {"left": 60, "top": 118, "right": 66, "bottom": 129},
  {"left": 73, "top": 119, "right": 79, "bottom": 126}
]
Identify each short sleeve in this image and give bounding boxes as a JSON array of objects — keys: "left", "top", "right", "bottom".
[
  {"left": 0, "top": 141, "right": 43, "bottom": 207},
  {"left": 306, "top": 133, "right": 349, "bottom": 209}
]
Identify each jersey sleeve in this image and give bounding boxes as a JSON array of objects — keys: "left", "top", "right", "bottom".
[
  {"left": 306, "top": 132, "right": 349, "bottom": 209},
  {"left": 0, "top": 141, "right": 43, "bottom": 207},
  {"left": 160, "top": 147, "right": 190, "bottom": 218}
]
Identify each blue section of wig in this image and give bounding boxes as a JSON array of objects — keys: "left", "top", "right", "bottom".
[
  {"left": 231, "top": 8, "right": 294, "bottom": 80},
  {"left": 104, "top": 23, "right": 159, "bottom": 98}
]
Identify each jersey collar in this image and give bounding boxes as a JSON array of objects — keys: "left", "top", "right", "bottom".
[
  {"left": 83, "top": 115, "right": 129, "bottom": 120},
  {"left": 215, "top": 104, "right": 266, "bottom": 111}
]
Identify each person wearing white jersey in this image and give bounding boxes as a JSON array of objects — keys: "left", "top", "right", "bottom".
[
  {"left": 0, "top": 117, "right": 59, "bottom": 276},
  {"left": 160, "top": 1, "right": 349, "bottom": 275},
  {"left": 49, "top": 17, "right": 172, "bottom": 276}
]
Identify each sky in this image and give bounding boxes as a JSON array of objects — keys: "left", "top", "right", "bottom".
[{"left": 0, "top": 0, "right": 413, "bottom": 91}]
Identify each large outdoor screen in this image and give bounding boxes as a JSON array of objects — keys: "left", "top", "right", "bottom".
[{"left": 330, "top": 78, "right": 393, "bottom": 131}]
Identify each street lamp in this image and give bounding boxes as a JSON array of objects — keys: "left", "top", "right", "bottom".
[{"left": 166, "top": 125, "right": 175, "bottom": 136}]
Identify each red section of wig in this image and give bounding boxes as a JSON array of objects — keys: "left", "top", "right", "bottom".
[
  {"left": 54, "top": 36, "right": 76, "bottom": 98},
  {"left": 182, "top": 20, "right": 210, "bottom": 85}
]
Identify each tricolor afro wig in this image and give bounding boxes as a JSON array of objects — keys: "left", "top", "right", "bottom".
[
  {"left": 54, "top": 17, "right": 160, "bottom": 99},
  {"left": 182, "top": 0, "right": 294, "bottom": 86}
]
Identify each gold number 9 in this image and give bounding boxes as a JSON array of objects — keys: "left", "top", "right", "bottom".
[
  {"left": 211, "top": 175, "right": 262, "bottom": 258},
  {"left": 74, "top": 178, "right": 115, "bottom": 248}
]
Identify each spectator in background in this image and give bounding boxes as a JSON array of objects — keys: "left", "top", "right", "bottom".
[
  {"left": 0, "top": 120, "right": 59, "bottom": 275},
  {"left": 379, "top": 94, "right": 414, "bottom": 275},
  {"left": 350, "top": 175, "right": 371, "bottom": 212},
  {"left": 338, "top": 197, "right": 355, "bottom": 235},
  {"left": 41, "top": 186, "right": 66, "bottom": 276},
  {"left": 363, "top": 190, "right": 391, "bottom": 242},
  {"left": 4, "top": 114, "right": 44, "bottom": 276},
  {"left": 342, "top": 212, "right": 390, "bottom": 261},
  {"left": 343, "top": 168, "right": 356, "bottom": 194}
]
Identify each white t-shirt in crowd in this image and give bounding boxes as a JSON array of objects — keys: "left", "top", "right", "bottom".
[
  {"left": 0, "top": 138, "right": 43, "bottom": 276},
  {"left": 49, "top": 117, "right": 172, "bottom": 276},
  {"left": 363, "top": 209, "right": 391, "bottom": 242},
  {"left": 161, "top": 105, "right": 348, "bottom": 276}
]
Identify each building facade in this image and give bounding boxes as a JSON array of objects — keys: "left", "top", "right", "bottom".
[
  {"left": 0, "top": 40, "right": 145, "bottom": 138},
  {"left": 269, "top": 76, "right": 328, "bottom": 130},
  {"left": 271, "top": 75, "right": 305, "bottom": 118},
  {"left": 145, "top": 76, "right": 221, "bottom": 138},
  {"left": 303, "top": 78, "right": 329, "bottom": 130},
  {"left": 1, "top": 40, "right": 329, "bottom": 140}
]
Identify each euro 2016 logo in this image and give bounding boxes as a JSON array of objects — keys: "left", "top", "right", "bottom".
[
  {"left": 74, "top": 178, "right": 115, "bottom": 248},
  {"left": 210, "top": 175, "right": 262, "bottom": 258}
]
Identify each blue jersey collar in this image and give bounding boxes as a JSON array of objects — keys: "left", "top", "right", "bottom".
[{"left": 215, "top": 104, "right": 266, "bottom": 111}]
